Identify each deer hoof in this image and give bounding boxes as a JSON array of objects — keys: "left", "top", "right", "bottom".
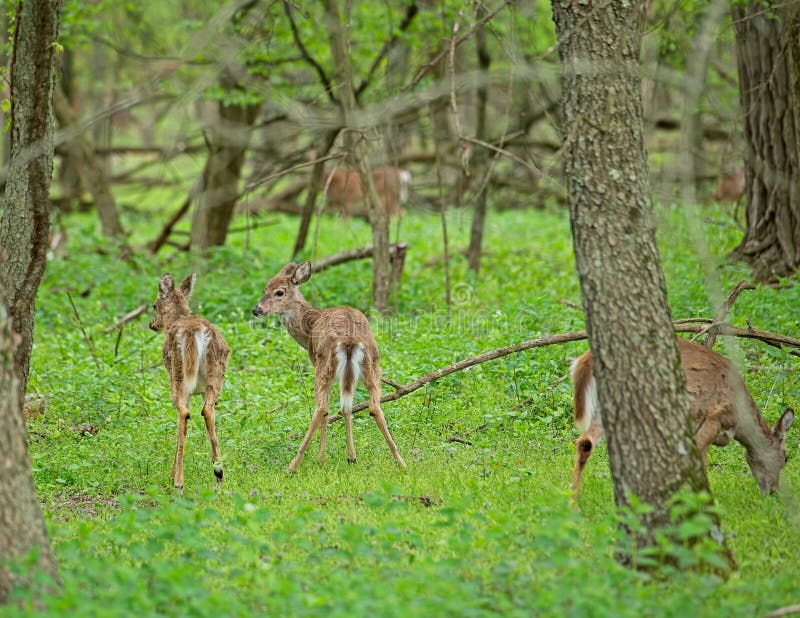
[
  {"left": 213, "top": 460, "right": 223, "bottom": 481},
  {"left": 347, "top": 457, "right": 357, "bottom": 464}
]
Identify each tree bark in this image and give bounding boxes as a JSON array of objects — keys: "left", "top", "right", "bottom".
[
  {"left": 551, "top": 0, "right": 733, "bottom": 569},
  {"left": 189, "top": 70, "right": 260, "bottom": 251},
  {"left": 0, "top": 0, "right": 63, "bottom": 409},
  {"left": 730, "top": 1, "right": 800, "bottom": 281},
  {"left": 323, "top": 0, "right": 392, "bottom": 313},
  {"left": 53, "top": 83, "right": 125, "bottom": 238}
]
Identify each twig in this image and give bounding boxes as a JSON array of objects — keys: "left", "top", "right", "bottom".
[
  {"left": 704, "top": 279, "right": 755, "bottom": 348},
  {"left": 446, "top": 436, "right": 473, "bottom": 446},
  {"left": 105, "top": 304, "right": 148, "bottom": 333},
  {"left": 381, "top": 377, "right": 403, "bottom": 390},
  {"left": 762, "top": 605, "right": 800, "bottom": 618},
  {"left": 67, "top": 292, "right": 101, "bottom": 370},
  {"left": 328, "top": 321, "right": 800, "bottom": 422}
]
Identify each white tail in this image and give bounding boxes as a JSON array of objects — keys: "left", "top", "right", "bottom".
[
  {"left": 712, "top": 167, "right": 745, "bottom": 203},
  {"left": 252, "top": 261, "right": 406, "bottom": 472},
  {"left": 150, "top": 273, "right": 230, "bottom": 490},
  {"left": 570, "top": 337, "right": 793, "bottom": 500},
  {"left": 321, "top": 166, "right": 411, "bottom": 218}
]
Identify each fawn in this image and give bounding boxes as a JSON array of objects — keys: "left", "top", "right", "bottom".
[
  {"left": 570, "top": 337, "right": 793, "bottom": 500},
  {"left": 150, "top": 273, "right": 229, "bottom": 490},
  {"left": 712, "top": 167, "right": 745, "bottom": 203},
  {"left": 321, "top": 167, "right": 411, "bottom": 219},
  {"left": 251, "top": 261, "right": 406, "bottom": 472}
]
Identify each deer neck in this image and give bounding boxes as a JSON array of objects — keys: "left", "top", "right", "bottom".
[
  {"left": 280, "top": 295, "right": 320, "bottom": 351},
  {"left": 162, "top": 307, "right": 191, "bottom": 330},
  {"left": 736, "top": 411, "right": 782, "bottom": 482}
]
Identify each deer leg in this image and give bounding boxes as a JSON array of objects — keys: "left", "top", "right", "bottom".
[
  {"left": 364, "top": 369, "right": 406, "bottom": 469},
  {"left": 289, "top": 374, "right": 331, "bottom": 472},
  {"left": 341, "top": 383, "right": 357, "bottom": 464},
  {"left": 318, "top": 407, "right": 328, "bottom": 465},
  {"left": 694, "top": 412, "right": 725, "bottom": 468},
  {"left": 171, "top": 390, "right": 190, "bottom": 491},
  {"left": 202, "top": 385, "right": 224, "bottom": 483},
  {"left": 570, "top": 419, "right": 604, "bottom": 504}
]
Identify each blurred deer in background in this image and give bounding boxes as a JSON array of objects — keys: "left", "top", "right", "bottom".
[
  {"left": 150, "top": 273, "right": 229, "bottom": 490},
  {"left": 712, "top": 167, "right": 745, "bottom": 203},
  {"left": 570, "top": 337, "right": 793, "bottom": 501},
  {"left": 321, "top": 166, "right": 412, "bottom": 219},
  {"left": 251, "top": 261, "right": 406, "bottom": 472}
]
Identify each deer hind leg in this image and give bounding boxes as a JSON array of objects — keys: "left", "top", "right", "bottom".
[
  {"left": 202, "top": 381, "right": 224, "bottom": 483},
  {"left": 171, "top": 388, "right": 191, "bottom": 491},
  {"left": 570, "top": 418, "right": 604, "bottom": 504},
  {"left": 363, "top": 367, "right": 406, "bottom": 469},
  {"left": 289, "top": 372, "right": 331, "bottom": 472},
  {"left": 341, "top": 381, "right": 357, "bottom": 464}
]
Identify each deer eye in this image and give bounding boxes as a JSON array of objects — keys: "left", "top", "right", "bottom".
[{"left": 275, "top": 290, "right": 285, "bottom": 297}]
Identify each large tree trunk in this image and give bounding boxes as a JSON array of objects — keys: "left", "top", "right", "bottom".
[
  {"left": 323, "top": 0, "right": 392, "bottom": 313},
  {"left": 53, "top": 83, "right": 125, "bottom": 239},
  {"left": 729, "top": 1, "right": 800, "bottom": 281},
  {"left": 551, "top": 0, "right": 733, "bottom": 569},
  {"left": 0, "top": 0, "right": 63, "bottom": 601},
  {"left": 189, "top": 71, "right": 260, "bottom": 251},
  {"left": 0, "top": 0, "right": 63, "bottom": 409}
]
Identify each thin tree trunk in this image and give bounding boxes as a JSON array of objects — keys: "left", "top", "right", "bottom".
[
  {"left": 730, "top": 0, "right": 800, "bottom": 281},
  {"left": 467, "top": 7, "right": 492, "bottom": 273},
  {"left": 552, "top": 0, "right": 734, "bottom": 569},
  {"left": 53, "top": 83, "right": 125, "bottom": 238},
  {"left": 190, "top": 70, "right": 260, "bottom": 251}
]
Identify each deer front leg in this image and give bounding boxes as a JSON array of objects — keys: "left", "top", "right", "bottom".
[
  {"left": 570, "top": 419, "right": 603, "bottom": 505},
  {"left": 289, "top": 374, "right": 331, "bottom": 472},
  {"left": 364, "top": 369, "right": 405, "bottom": 469},
  {"left": 171, "top": 392, "right": 191, "bottom": 491}
]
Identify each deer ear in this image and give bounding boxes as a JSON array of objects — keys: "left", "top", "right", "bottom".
[
  {"left": 774, "top": 407, "right": 795, "bottom": 440},
  {"left": 279, "top": 262, "right": 298, "bottom": 277},
  {"left": 292, "top": 261, "right": 312, "bottom": 285},
  {"left": 159, "top": 274, "right": 174, "bottom": 298},
  {"left": 180, "top": 273, "right": 197, "bottom": 299}
]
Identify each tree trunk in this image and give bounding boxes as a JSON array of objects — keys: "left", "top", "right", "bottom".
[
  {"left": 467, "top": 8, "right": 492, "bottom": 274},
  {"left": 189, "top": 71, "right": 260, "bottom": 251},
  {"left": 551, "top": 0, "right": 733, "bottom": 569},
  {"left": 729, "top": 0, "right": 800, "bottom": 281},
  {"left": 53, "top": 83, "right": 125, "bottom": 238},
  {"left": 0, "top": 302, "right": 60, "bottom": 601},
  {"left": 0, "top": 0, "right": 63, "bottom": 409},
  {"left": 323, "top": 0, "right": 392, "bottom": 313}
]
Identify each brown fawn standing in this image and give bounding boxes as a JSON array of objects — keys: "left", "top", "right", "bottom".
[
  {"left": 712, "top": 167, "right": 745, "bottom": 203},
  {"left": 321, "top": 167, "right": 411, "bottom": 219},
  {"left": 150, "top": 273, "right": 229, "bottom": 490},
  {"left": 251, "top": 261, "right": 406, "bottom": 472},
  {"left": 570, "top": 337, "right": 793, "bottom": 500}
]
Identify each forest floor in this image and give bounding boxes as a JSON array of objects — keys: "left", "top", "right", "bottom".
[{"left": 15, "top": 202, "right": 800, "bottom": 616}]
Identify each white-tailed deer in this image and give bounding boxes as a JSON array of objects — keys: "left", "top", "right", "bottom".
[
  {"left": 251, "top": 261, "right": 406, "bottom": 472},
  {"left": 570, "top": 337, "right": 793, "bottom": 500},
  {"left": 321, "top": 167, "right": 411, "bottom": 218},
  {"left": 150, "top": 273, "right": 229, "bottom": 490},
  {"left": 712, "top": 167, "right": 745, "bottom": 203}
]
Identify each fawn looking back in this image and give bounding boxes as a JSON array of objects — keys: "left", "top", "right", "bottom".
[
  {"left": 150, "top": 273, "right": 229, "bottom": 489},
  {"left": 570, "top": 337, "right": 794, "bottom": 500},
  {"left": 251, "top": 261, "right": 406, "bottom": 472}
]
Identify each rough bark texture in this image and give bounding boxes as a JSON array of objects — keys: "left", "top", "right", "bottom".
[
  {"left": 0, "top": 0, "right": 63, "bottom": 409},
  {"left": 323, "top": 0, "right": 392, "bottom": 313},
  {"left": 53, "top": 83, "right": 125, "bottom": 238},
  {"left": 551, "top": 1, "right": 731, "bottom": 566},
  {"left": 189, "top": 70, "right": 260, "bottom": 251},
  {"left": 730, "top": 1, "right": 800, "bottom": 281},
  {"left": 0, "top": 303, "right": 60, "bottom": 601}
]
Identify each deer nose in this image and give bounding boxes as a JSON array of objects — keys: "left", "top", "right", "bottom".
[{"left": 252, "top": 306, "right": 264, "bottom": 317}]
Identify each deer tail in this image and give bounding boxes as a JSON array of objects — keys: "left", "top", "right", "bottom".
[
  {"left": 336, "top": 342, "right": 365, "bottom": 411},
  {"left": 181, "top": 329, "right": 207, "bottom": 395}
]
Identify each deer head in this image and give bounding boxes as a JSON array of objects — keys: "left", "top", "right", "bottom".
[
  {"left": 251, "top": 261, "right": 312, "bottom": 318},
  {"left": 150, "top": 273, "right": 195, "bottom": 331}
]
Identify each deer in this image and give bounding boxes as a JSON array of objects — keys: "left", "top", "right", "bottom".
[
  {"left": 150, "top": 273, "right": 229, "bottom": 490},
  {"left": 251, "top": 261, "right": 406, "bottom": 472},
  {"left": 712, "top": 167, "right": 745, "bottom": 203},
  {"left": 570, "top": 337, "right": 794, "bottom": 501},
  {"left": 321, "top": 166, "right": 412, "bottom": 219}
]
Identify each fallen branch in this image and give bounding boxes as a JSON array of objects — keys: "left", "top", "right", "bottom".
[
  {"left": 762, "top": 604, "right": 800, "bottom": 618},
  {"left": 311, "top": 243, "right": 410, "bottom": 274},
  {"left": 329, "top": 321, "right": 800, "bottom": 422}
]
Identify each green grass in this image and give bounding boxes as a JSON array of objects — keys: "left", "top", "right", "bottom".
[{"left": 12, "top": 201, "right": 800, "bottom": 616}]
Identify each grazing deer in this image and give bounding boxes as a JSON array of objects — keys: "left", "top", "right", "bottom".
[
  {"left": 712, "top": 167, "right": 745, "bottom": 203},
  {"left": 321, "top": 166, "right": 411, "bottom": 219},
  {"left": 251, "top": 261, "right": 406, "bottom": 472},
  {"left": 570, "top": 337, "right": 793, "bottom": 500},
  {"left": 150, "top": 273, "right": 229, "bottom": 490}
]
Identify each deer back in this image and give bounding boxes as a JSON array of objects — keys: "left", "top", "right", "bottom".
[{"left": 321, "top": 167, "right": 410, "bottom": 217}]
